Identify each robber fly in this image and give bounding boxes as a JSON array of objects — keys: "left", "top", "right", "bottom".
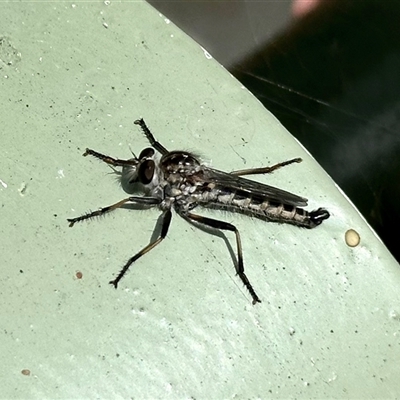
[{"left": 68, "top": 119, "right": 330, "bottom": 304}]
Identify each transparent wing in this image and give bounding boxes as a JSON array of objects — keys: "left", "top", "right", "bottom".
[{"left": 201, "top": 166, "right": 308, "bottom": 207}]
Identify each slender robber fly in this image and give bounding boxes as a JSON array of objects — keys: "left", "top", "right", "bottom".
[{"left": 68, "top": 119, "right": 329, "bottom": 304}]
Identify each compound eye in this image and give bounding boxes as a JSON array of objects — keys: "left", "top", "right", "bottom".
[
  {"left": 139, "top": 147, "right": 155, "bottom": 159},
  {"left": 138, "top": 160, "right": 155, "bottom": 184}
]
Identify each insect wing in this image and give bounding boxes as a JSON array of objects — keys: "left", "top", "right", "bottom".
[{"left": 201, "top": 166, "right": 308, "bottom": 207}]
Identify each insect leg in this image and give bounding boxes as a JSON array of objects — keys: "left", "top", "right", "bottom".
[
  {"left": 109, "top": 209, "right": 172, "bottom": 288},
  {"left": 67, "top": 196, "right": 161, "bottom": 227},
  {"left": 83, "top": 148, "right": 138, "bottom": 167},
  {"left": 134, "top": 118, "right": 169, "bottom": 155},
  {"left": 230, "top": 157, "right": 302, "bottom": 176},
  {"left": 181, "top": 212, "right": 261, "bottom": 305}
]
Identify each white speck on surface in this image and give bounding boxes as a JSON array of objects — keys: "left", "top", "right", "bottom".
[
  {"left": 200, "top": 46, "right": 212, "bottom": 60},
  {"left": 164, "top": 18, "right": 170, "bottom": 24},
  {"left": 103, "top": 22, "right": 109, "bottom": 29},
  {"left": 165, "top": 383, "right": 172, "bottom": 392},
  {"left": 18, "top": 182, "right": 27, "bottom": 196},
  {"left": 104, "top": 0, "right": 110, "bottom": 5},
  {"left": 57, "top": 169, "right": 65, "bottom": 179},
  {"left": 327, "top": 372, "right": 338, "bottom": 383},
  {"left": 0, "top": 179, "right": 7, "bottom": 188},
  {"left": 389, "top": 309, "right": 400, "bottom": 320}
]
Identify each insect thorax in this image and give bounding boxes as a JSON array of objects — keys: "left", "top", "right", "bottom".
[{"left": 158, "top": 151, "right": 205, "bottom": 211}]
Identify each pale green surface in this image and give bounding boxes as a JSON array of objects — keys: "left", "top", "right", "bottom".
[{"left": 1, "top": 2, "right": 400, "bottom": 399}]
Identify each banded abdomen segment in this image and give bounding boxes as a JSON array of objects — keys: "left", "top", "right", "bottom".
[{"left": 199, "top": 188, "right": 329, "bottom": 229}]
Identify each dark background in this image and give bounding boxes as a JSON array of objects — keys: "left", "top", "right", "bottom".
[{"left": 148, "top": 0, "right": 400, "bottom": 263}]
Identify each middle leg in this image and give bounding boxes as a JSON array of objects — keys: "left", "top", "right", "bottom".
[
  {"left": 67, "top": 196, "right": 161, "bottom": 227},
  {"left": 109, "top": 209, "right": 172, "bottom": 288}
]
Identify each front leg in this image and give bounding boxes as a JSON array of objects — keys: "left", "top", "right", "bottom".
[
  {"left": 83, "top": 148, "right": 138, "bottom": 168},
  {"left": 134, "top": 119, "right": 169, "bottom": 156}
]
